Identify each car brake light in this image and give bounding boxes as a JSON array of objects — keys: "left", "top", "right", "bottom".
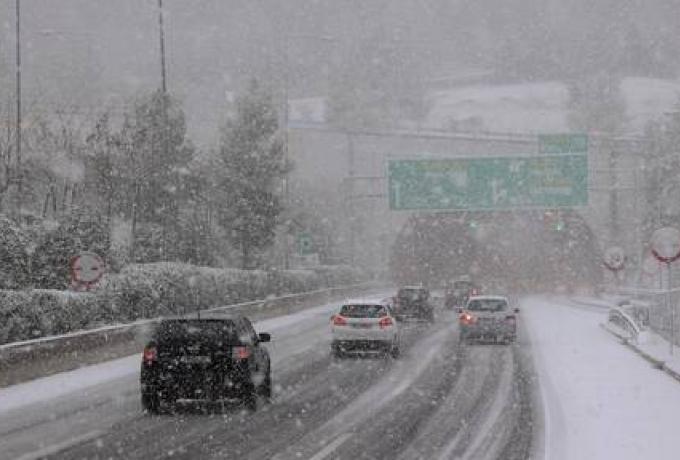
[
  {"left": 379, "top": 317, "right": 393, "bottom": 329},
  {"left": 459, "top": 312, "right": 476, "bottom": 325},
  {"left": 232, "top": 346, "right": 251, "bottom": 360},
  {"left": 333, "top": 315, "right": 348, "bottom": 326},
  {"left": 142, "top": 346, "right": 157, "bottom": 365}
]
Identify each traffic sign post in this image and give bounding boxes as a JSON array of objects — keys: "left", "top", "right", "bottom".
[
  {"left": 297, "top": 232, "right": 313, "bottom": 256},
  {"left": 603, "top": 246, "right": 626, "bottom": 286},
  {"left": 650, "top": 227, "right": 680, "bottom": 355},
  {"left": 70, "top": 252, "right": 106, "bottom": 291},
  {"left": 388, "top": 154, "right": 588, "bottom": 211}
]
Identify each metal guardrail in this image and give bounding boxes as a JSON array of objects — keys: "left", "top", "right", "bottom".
[
  {"left": 0, "top": 282, "right": 384, "bottom": 387},
  {"left": 606, "top": 307, "right": 643, "bottom": 342}
]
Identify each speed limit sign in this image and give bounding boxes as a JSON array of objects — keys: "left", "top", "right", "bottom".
[
  {"left": 70, "top": 252, "right": 106, "bottom": 290},
  {"left": 603, "top": 246, "right": 626, "bottom": 272}
]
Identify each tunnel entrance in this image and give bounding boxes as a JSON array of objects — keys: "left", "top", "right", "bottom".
[{"left": 389, "top": 209, "right": 603, "bottom": 294}]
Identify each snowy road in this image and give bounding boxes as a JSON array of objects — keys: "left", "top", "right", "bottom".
[{"left": 0, "top": 293, "right": 534, "bottom": 460}]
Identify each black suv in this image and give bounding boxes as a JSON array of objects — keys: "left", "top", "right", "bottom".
[
  {"left": 140, "top": 315, "right": 272, "bottom": 413},
  {"left": 393, "top": 286, "right": 434, "bottom": 322}
]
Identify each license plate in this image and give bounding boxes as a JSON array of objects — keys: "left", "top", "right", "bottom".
[
  {"left": 352, "top": 323, "right": 373, "bottom": 329},
  {"left": 179, "top": 355, "right": 212, "bottom": 364}
]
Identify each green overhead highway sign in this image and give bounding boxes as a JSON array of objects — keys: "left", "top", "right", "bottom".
[
  {"left": 388, "top": 154, "right": 588, "bottom": 211},
  {"left": 538, "top": 133, "right": 588, "bottom": 154}
]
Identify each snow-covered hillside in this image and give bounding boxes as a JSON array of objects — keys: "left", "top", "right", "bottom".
[{"left": 425, "top": 77, "right": 680, "bottom": 135}]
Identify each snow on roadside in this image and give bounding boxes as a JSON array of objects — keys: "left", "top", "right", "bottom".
[
  {"left": 523, "top": 297, "right": 680, "bottom": 460},
  {"left": 633, "top": 328, "right": 680, "bottom": 382}
]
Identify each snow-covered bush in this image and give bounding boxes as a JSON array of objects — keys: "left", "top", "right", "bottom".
[
  {"left": 0, "top": 290, "right": 99, "bottom": 344},
  {"left": 0, "top": 215, "right": 31, "bottom": 289},
  {"left": 0, "top": 262, "right": 366, "bottom": 345},
  {"left": 31, "top": 211, "right": 111, "bottom": 289}
]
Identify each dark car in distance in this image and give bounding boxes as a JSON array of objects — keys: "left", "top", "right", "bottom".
[
  {"left": 444, "top": 280, "right": 481, "bottom": 310},
  {"left": 140, "top": 315, "right": 272, "bottom": 413},
  {"left": 392, "top": 286, "right": 435, "bottom": 322}
]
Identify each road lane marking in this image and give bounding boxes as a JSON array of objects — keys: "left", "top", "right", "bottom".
[
  {"left": 308, "top": 432, "right": 352, "bottom": 460},
  {"left": 14, "top": 429, "right": 104, "bottom": 460}
]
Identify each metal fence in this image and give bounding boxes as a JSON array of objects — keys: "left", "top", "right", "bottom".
[{"left": 603, "top": 285, "right": 680, "bottom": 348}]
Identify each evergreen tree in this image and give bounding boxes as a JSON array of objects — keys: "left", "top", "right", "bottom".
[{"left": 217, "top": 80, "right": 288, "bottom": 269}]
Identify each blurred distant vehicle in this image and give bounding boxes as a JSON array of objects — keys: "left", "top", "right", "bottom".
[
  {"left": 331, "top": 300, "right": 401, "bottom": 358},
  {"left": 393, "top": 286, "right": 435, "bottom": 322},
  {"left": 444, "top": 279, "right": 481, "bottom": 310},
  {"left": 140, "top": 315, "right": 272, "bottom": 414},
  {"left": 458, "top": 295, "right": 518, "bottom": 344}
]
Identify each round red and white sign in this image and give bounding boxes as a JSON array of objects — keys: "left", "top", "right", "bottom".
[
  {"left": 70, "top": 252, "right": 106, "bottom": 285},
  {"left": 603, "top": 246, "right": 625, "bottom": 271},
  {"left": 651, "top": 227, "right": 680, "bottom": 264}
]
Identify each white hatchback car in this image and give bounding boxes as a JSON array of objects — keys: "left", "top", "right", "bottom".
[{"left": 330, "top": 300, "right": 401, "bottom": 358}]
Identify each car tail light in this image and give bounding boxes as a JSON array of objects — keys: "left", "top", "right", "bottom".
[
  {"left": 232, "top": 346, "right": 251, "bottom": 360},
  {"left": 471, "top": 288, "right": 479, "bottom": 296},
  {"left": 142, "top": 346, "right": 157, "bottom": 365},
  {"left": 333, "top": 315, "right": 348, "bottom": 326},
  {"left": 459, "top": 312, "right": 476, "bottom": 325},
  {"left": 379, "top": 317, "right": 394, "bottom": 329}
]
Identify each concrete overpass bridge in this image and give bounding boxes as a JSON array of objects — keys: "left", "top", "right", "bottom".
[{"left": 288, "top": 123, "right": 648, "bottom": 277}]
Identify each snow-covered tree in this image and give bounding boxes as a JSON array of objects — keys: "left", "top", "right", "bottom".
[{"left": 216, "top": 80, "right": 288, "bottom": 269}]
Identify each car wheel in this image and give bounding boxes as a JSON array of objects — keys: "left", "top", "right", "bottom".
[
  {"left": 243, "top": 383, "right": 258, "bottom": 411},
  {"left": 331, "top": 342, "right": 344, "bottom": 359},
  {"left": 260, "top": 369, "right": 272, "bottom": 400},
  {"left": 141, "top": 392, "right": 161, "bottom": 415},
  {"left": 390, "top": 342, "right": 401, "bottom": 359}
]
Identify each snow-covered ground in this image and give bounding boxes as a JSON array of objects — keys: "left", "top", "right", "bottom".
[{"left": 523, "top": 297, "right": 680, "bottom": 460}]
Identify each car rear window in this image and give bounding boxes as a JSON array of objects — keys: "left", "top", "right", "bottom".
[
  {"left": 340, "top": 304, "right": 387, "bottom": 318},
  {"left": 154, "top": 320, "right": 238, "bottom": 347},
  {"left": 467, "top": 299, "right": 508, "bottom": 312},
  {"left": 398, "top": 289, "right": 426, "bottom": 300}
]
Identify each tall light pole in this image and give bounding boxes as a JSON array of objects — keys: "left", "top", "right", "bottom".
[
  {"left": 158, "top": 0, "right": 167, "bottom": 94},
  {"left": 15, "top": 0, "right": 22, "bottom": 217}
]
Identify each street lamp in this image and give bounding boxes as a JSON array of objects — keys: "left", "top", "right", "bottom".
[
  {"left": 15, "top": 0, "right": 22, "bottom": 217},
  {"left": 158, "top": 0, "right": 167, "bottom": 93}
]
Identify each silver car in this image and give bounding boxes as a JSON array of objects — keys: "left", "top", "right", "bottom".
[{"left": 458, "top": 295, "right": 518, "bottom": 344}]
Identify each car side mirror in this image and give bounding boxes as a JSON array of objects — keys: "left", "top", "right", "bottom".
[
  {"left": 258, "top": 332, "right": 271, "bottom": 343},
  {"left": 514, "top": 308, "right": 520, "bottom": 314}
]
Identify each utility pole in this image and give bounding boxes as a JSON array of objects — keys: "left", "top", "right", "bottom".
[
  {"left": 158, "top": 0, "right": 169, "bottom": 259},
  {"left": 158, "top": 0, "right": 167, "bottom": 94},
  {"left": 15, "top": 0, "right": 22, "bottom": 218},
  {"left": 283, "top": 34, "right": 290, "bottom": 269},
  {"left": 347, "top": 132, "right": 356, "bottom": 265}
]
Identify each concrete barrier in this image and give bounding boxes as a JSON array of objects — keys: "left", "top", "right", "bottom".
[{"left": 0, "top": 282, "right": 385, "bottom": 387}]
